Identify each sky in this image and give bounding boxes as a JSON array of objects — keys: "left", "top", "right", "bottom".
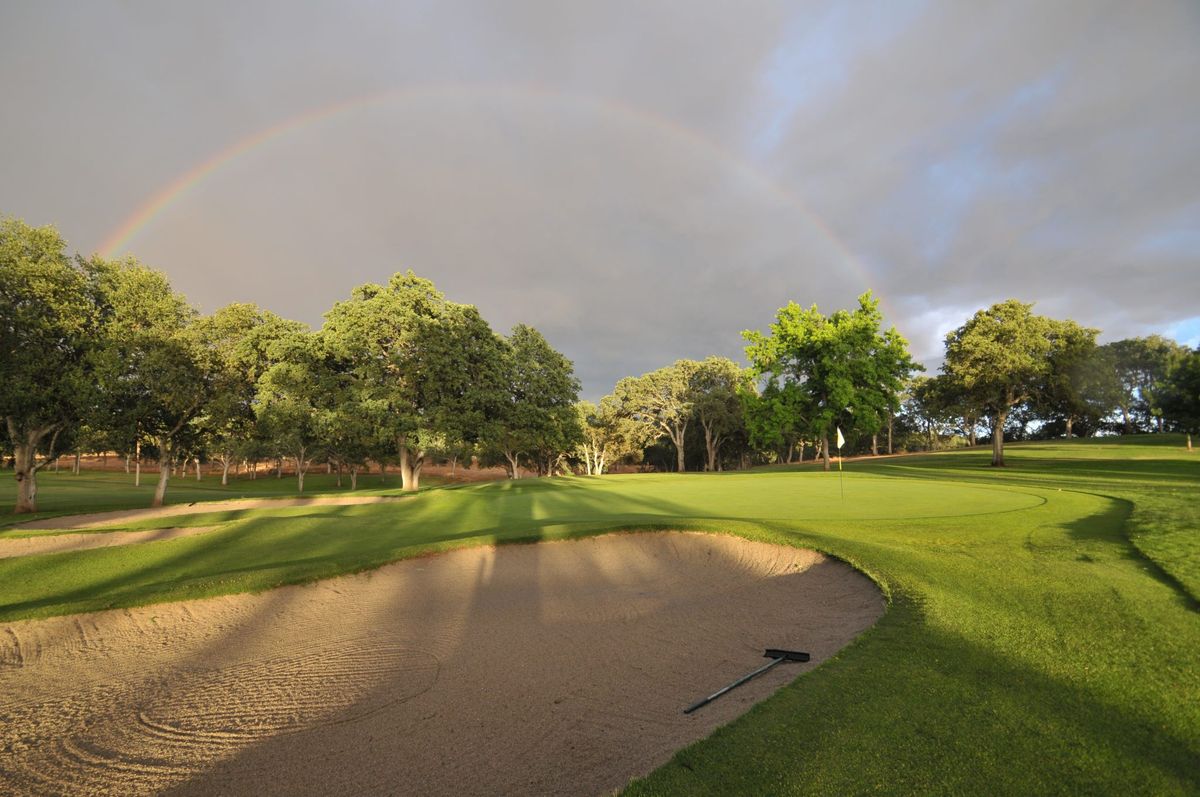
[{"left": 2, "top": 0, "right": 1198, "bottom": 397}]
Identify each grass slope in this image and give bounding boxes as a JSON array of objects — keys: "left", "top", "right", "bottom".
[{"left": 0, "top": 438, "right": 1196, "bottom": 794}]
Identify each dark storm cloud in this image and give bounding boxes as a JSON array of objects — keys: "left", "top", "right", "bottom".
[{"left": 2, "top": 0, "right": 1197, "bottom": 395}]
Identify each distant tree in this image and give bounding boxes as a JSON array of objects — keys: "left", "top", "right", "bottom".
[
  {"left": 488, "top": 324, "right": 581, "bottom": 477},
  {"left": 690, "top": 356, "right": 751, "bottom": 471},
  {"left": 743, "top": 378, "right": 808, "bottom": 464},
  {"left": 613, "top": 359, "right": 701, "bottom": 472},
  {"left": 575, "top": 396, "right": 655, "bottom": 475},
  {"left": 193, "top": 303, "right": 306, "bottom": 485},
  {"left": 1159, "top": 348, "right": 1200, "bottom": 451},
  {"left": 322, "top": 272, "right": 505, "bottom": 491},
  {"left": 903, "top": 376, "right": 955, "bottom": 450},
  {"left": 942, "top": 299, "right": 1070, "bottom": 466},
  {"left": 0, "top": 218, "right": 96, "bottom": 513},
  {"left": 1036, "top": 321, "right": 1102, "bottom": 439},
  {"left": 254, "top": 330, "right": 331, "bottom": 493},
  {"left": 743, "top": 292, "right": 916, "bottom": 471},
  {"left": 1105, "top": 336, "right": 1192, "bottom": 433},
  {"left": 86, "top": 256, "right": 208, "bottom": 506}
]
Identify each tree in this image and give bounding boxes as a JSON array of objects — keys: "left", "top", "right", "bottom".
[
  {"left": 87, "top": 256, "right": 209, "bottom": 506},
  {"left": 488, "top": 325, "right": 581, "bottom": 478},
  {"left": 690, "top": 357, "right": 751, "bottom": 471},
  {"left": 1038, "top": 321, "right": 1102, "bottom": 439},
  {"left": 942, "top": 299, "right": 1065, "bottom": 467},
  {"left": 743, "top": 292, "right": 916, "bottom": 471},
  {"left": 322, "top": 272, "right": 505, "bottom": 491},
  {"left": 613, "top": 359, "right": 701, "bottom": 472},
  {"left": 743, "top": 378, "right": 808, "bottom": 464},
  {"left": 575, "top": 396, "right": 655, "bottom": 475},
  {"left": 193, "top": 303, "right": 306, "bottom": 485},
  {"left": 1159, "top": 348, "right": 1200, "bottom": 451},
  {"left": 0, "top": 218, "right": 94, "bottom": 513},
  {"left": 1105, "top": 336, "right": 1191, "bottom": 433},
  {"left": 254, "top": 330, "right": 329, "bottom": 493}
]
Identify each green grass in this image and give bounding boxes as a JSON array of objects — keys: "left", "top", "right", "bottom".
[
  {"left": 0, "top": 437, "right": 1196, "bottom": 794},
  {"left": 0, "top": 468, "right": 438, "bottom": 531}
]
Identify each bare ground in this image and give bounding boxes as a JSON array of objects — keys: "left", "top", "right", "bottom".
[
  {"left": 0, "top": 532, "right": 884, "bottom": 796},
  {"left": 14, "top": 494, "right": 413, "bottom": 531},
  {"left": 0, "top": 526, "right": 221, "bottom": 558}
]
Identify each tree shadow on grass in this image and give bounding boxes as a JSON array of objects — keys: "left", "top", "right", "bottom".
[{"left": 630, "top": 591, "right": 1200, "bottom": 796}]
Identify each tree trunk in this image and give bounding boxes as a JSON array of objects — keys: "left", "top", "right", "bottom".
[
  {"left": 276, "top": 458, "right": 282, "bottom": 479},
  {"left": 195, "top": 458, "right": 202, "bottom": 480},
  {"left": 504, "top": 452, "right": 521, "bottom": 479},
  {"left": 703, "top": 422, "right": 717, "bottom": 472},
  {"left": 73, "top": 451, "right": 81, "bottom": 474},
  {"left": 1186, "top": 432, "right": 1192, "bottom": 452},
  {"left": 221, "top": 458, "right": 230, "bottom": 486},
  {"left": 13, "top": 442, "right": 38, "bottom": 514},
  {"left": 1065, "top": 417, "right": 1074, "bottom": 439},
  {"left": 151, "top": 438, "right": 171, "bottom": 507},
  {"left": 336, "top": 462, "right": 342, "bottom": 488},
  {"left": 124, "top": 453, "right": 131, "bottom": 473},
  {"left": 887, "top": 415, "right": 894, "bottom": 455},
  {"left": 135, "top": 438, "right": 142, "bottom": 487},
  {"left": 821, "top": 433, "right": 831, "bottom": 472},
  {"left": 295, "top": 453, "right": 306, "bottom": 493},
  {"left": 8, "top": 422, "right": 57, "bottom": 514},
  {"left": 397, "top": 436, "right": 423, "bottom": 491},
  {"left": 350, "top": 466, "right": 359, "bottom": 490},
  {"left": 250, "top": 460, "right": 258, "bottom": 480},
  {"left": 1121, "top": 405, "right": 1132, "bottom": 435},
  {"left": 991, "top": 414, "right": 1006, "bottom": 467},
  {"left": 871, "top": 434, "right": 878, "bottom": 456},
  {"left": 672, "top": 423, "right": 687, "bottom": 473}
]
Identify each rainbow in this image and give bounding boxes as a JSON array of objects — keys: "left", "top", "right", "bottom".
[{"left": 99, "top": 83, "right": 883, "bottom": 311}]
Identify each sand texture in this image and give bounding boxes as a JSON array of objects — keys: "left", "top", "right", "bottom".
[{"left": 0, "top": 532, "right": 883, "bottom": 796}]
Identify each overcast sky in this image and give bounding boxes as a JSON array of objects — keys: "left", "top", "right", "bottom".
[{"left": 3, "top": 1, "right": 1197, "bottom": 396}]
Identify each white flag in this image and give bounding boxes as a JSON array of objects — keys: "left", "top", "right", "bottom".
[{"left": 836, "top": 427, "right": 845, "bottom": 449}]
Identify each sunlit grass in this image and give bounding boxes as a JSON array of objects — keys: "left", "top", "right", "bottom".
[{"left": 0, "top": 437, "right": 1195, "bottom": 794}]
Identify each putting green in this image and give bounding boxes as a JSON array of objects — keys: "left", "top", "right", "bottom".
[{"left": 550, "top": 472, "right": 1044, "bottom": 521}]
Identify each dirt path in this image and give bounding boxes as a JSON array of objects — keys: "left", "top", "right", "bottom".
[
  {"left": 0, "top": 531, "right": 883, "bottom": 796},
  {"left": 15, "top": 494, "right": 412, "bottom": 531},
  {"left": 0, "top": 526, "right": 222, "bottom": 559}
]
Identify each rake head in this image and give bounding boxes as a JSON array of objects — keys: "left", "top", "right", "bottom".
[{"left": 764, "top": 648, "right": 810, "bottom": 662}]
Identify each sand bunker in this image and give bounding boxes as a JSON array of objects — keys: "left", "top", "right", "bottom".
[{"left": 0, "top": 532, "right": 883, "bottom": 796}]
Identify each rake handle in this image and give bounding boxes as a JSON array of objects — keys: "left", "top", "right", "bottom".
[{"left": 683, "top": 656, "right": 786, "bottom": 714}]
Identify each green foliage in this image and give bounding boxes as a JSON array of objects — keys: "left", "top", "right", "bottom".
[
  {"left": 613, "top": 359, "right": 702, "bottom": 472},
  {"left": 744, "top": 292, "right": 917, "bottom": 467},
  {"left": 690, "top": 356, "right": 753, "bottom": 471},
  {"left": 1159, "top": 349, "right": 1200, "bottom": 441},
  {"left": 1104, "top": 335, "right": 1192, "bottom": 433},
  {"left": 575, "top": 396, "right": 655, "bottom": 474},
  {"left": 487, "top": 324, "right": 582, "bottom": 476},
  {"left": 0, "top": 217, "right": 95, "bottom": 511},
  {"left": 322, "top": 271, "right": 506, "bottom": 489}
]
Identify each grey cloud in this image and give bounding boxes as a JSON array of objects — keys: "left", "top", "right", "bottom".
[{"left": 1, "top": 0, "right": 1196, "bottom": 397}]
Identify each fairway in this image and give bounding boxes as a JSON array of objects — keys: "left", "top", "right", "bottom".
[{"left": 0, "top": 439, "right": 1197, "bottom": 795}]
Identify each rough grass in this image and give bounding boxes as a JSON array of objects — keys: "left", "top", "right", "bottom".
[{"left": 0, "top": 437, "right": 1196, "bottom": 794}]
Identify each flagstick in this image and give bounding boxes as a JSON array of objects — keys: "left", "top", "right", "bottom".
[{"left": 838, "top": 450, "right": 844, "bottom": 501}]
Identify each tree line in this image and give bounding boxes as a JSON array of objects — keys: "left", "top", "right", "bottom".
[{"left": 4, "top": 216, "right": 1198, "bottom": 513}]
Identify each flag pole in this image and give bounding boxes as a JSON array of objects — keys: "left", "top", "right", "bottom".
[{"left": 836, "top": 426, "right": 844, "bottom": 501}]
